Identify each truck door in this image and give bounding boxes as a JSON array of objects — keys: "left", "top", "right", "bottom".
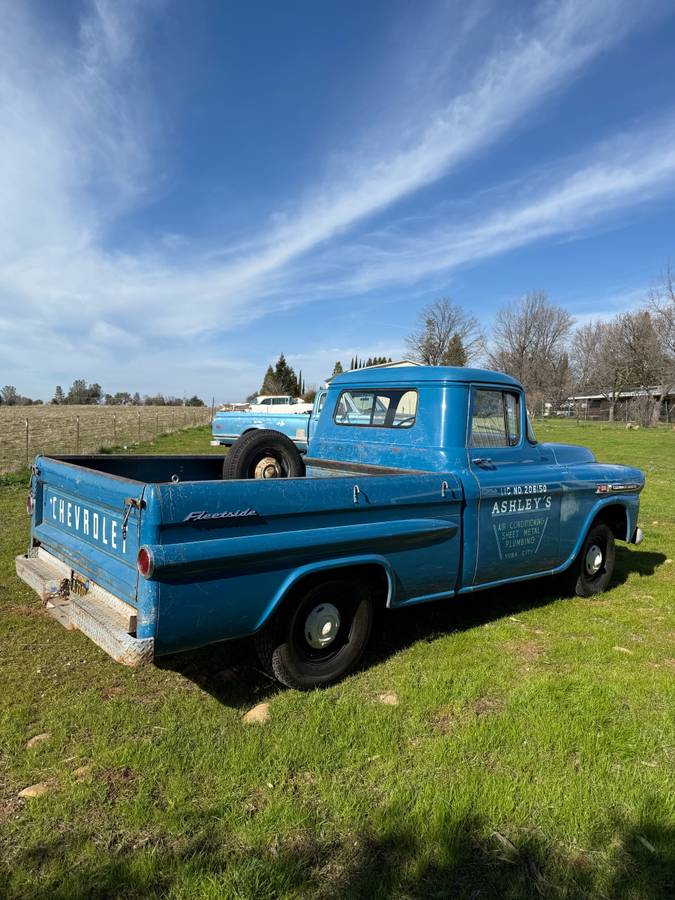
[
  {"left": 468, "top": 386, "right": 563, "bottom": 586},
  {"left": 307, "top": 389, "right": 327, "bottom": 442}
]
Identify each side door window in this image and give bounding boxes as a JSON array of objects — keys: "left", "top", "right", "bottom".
[
  {"left": 470, "top": 387, "right": 561, "bottom": 584},
  {"left": 471, "top": 389, "right": 520, "bottom": 448}
]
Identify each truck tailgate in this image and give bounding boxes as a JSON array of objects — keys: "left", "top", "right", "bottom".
[{"left": 31, "top": 457, "right": 145, "bottom": 607}]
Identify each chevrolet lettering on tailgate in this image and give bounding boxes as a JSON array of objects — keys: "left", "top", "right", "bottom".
[{"left": 45, "top": 489, "right": 128, "bottom": 555}]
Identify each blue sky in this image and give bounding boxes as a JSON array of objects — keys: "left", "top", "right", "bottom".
[{"left": 2, "top": 0, "right": 675, "bottom": 402}]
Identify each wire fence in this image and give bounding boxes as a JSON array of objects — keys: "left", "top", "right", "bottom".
[
  {"left": 0, "top": 406, "right": 213, "bottom": 474},
  {"left": 541, "top": 404, "right": 674, "bottom": 425}
]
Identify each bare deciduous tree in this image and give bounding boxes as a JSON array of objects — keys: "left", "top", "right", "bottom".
[
  {"left": 648, "top": 264, "right": 675, "bottom": 423},
  {"left": 488, "top": 291, "right": 574, "bottom": 412},
  {"left": 406, "top": 298, "right": 483, "bottom": 366},
  {"left": 570, "top": 319, "right": 633, "bottom": 422},
  {"left": 649, "top": 263, "right": 675, "bottom": 355},
  {"left": 1, "top": 385, "right": 18, "bottom": 406},
  {"left": 619, "top": 309, "right": 672, "bottom": 425}
]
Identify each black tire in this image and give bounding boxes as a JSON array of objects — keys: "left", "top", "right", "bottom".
[
  {"left": 563, "top": 522, "right": 616, "bottom": 598},
  {"left": 223, "top": 429, "right": 305, "bottom": 480},
  {"left": 254, "top": 578, "right": 373, "bottom": 689}
]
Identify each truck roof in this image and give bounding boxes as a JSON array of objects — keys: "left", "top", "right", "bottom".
[{"left": 330, "top": 364, "right": 522, "bottom": 389}]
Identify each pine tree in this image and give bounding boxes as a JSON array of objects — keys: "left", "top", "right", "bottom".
[
  {"left": 331, "top": 361, "right": 344, "bottom": 377},
  {"left": 273, "top": 353, "right": 299, "bottom": 395},
  {"left": 261, "top": 364, "right": 282, "bottom": 395},
  {"left": 52, "top": 385, "right": 65, "bottom": 405},
  {"left": 444, "top": 333, "right": 468, "bottom": 366}
]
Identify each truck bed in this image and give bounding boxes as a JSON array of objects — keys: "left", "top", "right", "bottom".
[{"left": 18, "top": 453, "right": 463, "bottom": 664}]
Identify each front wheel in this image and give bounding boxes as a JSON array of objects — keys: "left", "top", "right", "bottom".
[
  {"left": 254, "top": 578, "right": 373, "bottom": 689},
  {"left": 563, "top": 522, "right": 616, "bottom": 597}
]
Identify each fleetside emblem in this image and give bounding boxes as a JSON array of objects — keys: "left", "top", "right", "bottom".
[{"left": 184, "top": 509, "right": 260, "bottom": 522}]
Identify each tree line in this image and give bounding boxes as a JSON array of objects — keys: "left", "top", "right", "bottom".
[
  {"left": 401, "top": 267, "right": 675, "bottom": 425},
  {"left": 0, "top": 385, "right": 43, "bottom": 406},
  {"left": 0, "top": 379, "right": 205, "bottom": 407},
  {"left": 255, "top": 263, "right": 674, "bottom": 427}
]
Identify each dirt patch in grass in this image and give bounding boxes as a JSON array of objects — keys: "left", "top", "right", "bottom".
[
  {"left": 429, "top": 697, "right": 505, "bottom": 734},
  {"left": 507, "top": 638, "right": 545, "bottom": 664},
  {"left": 428, "top": 710, "right": 459, "bottom": 734},
  {"left": 100, "top": 682, "right": 126, "bottom": 700},
  {"left": 103, "top": 766, "right": 136, "bottom": 801},
  {"left": 2, "top": 602, "right": 46, "bottom": 621},
  {"left": 469, "top": 696, "right": 505, "bottom": 717},
  {"left": 0, "top": 797, "right": 23, "bottom": 825}
]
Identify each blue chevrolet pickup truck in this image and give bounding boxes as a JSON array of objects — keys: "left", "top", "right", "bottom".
[{"left": 16, "top": 366, "right": 644, "bottom": 689}]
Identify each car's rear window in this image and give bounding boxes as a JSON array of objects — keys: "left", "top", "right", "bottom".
[{"left": 334, "top": 389, "right": 418, "bottom": 428}]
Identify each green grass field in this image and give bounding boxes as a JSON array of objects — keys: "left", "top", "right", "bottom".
[{"left": 1, "top": 422, "right": 673, "bottom": 898}]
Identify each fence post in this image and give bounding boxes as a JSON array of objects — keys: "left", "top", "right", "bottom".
[
  {"left": 155, "top": 413, "right": 159, "bottom": 437},
  {"left": 113, "top": 413, "right": 117, "bottom": 443},
  {"left": 76, "top": 416, "right": 80, "bottom": 454},
  {"left": 171, "top": 409, "right": 175, "bottom": 431},
  {"left": 25, "top": 419, "right": 29, "bottom": 466},
  {"left": 137, "top": 411, "right": 141, "bottom": 444}
]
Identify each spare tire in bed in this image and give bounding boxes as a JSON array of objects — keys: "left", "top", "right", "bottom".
[{"left": 222, "top": 429, "right": 305, "bottom": 479}]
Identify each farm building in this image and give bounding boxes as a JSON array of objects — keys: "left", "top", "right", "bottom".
[{"left": 566, "top": 384, "right": 675, "bottom": 422}]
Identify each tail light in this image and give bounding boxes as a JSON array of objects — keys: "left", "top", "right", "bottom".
[
  {"left": 26, "top": 493, "right": 35, "bottom": 516},
  {"left": 137, "top": 547, "right": 154, "bottom": 578}
]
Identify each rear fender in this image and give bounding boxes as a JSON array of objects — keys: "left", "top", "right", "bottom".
[{"left": 254, "top": 554, "right": 394, "bottom": 631}]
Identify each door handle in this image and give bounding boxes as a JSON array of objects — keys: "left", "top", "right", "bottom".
[{"left": 472, "top": 457, "right": 493, "bottom": 468}]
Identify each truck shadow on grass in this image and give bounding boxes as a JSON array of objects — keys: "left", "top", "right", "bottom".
[
  {"left": 6, "top": 804, "right": 673, "bottom": 899},
  {"left": 158, "top": 547, "right": 666, "bottom": 708}
]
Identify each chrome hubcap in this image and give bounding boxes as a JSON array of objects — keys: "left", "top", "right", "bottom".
[
  {"left": 585, "top": 544, "right": 603, "bottom": 576},
  {"left": 304, "top": 603, "right": 341, "bottom": 649},
  {"left": 254, "top": 456, "right": 282, "bottom": 479}
]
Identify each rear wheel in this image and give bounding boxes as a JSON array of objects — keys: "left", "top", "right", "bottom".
[
  {"left": 563, "top": 522, "right": 615, "bottom": 597},
  {"left": 223, "top": 429, "right": 305, "bottom": 480},
  {"left": 255, "top": 578, "right": 373, "bottom": 689}
]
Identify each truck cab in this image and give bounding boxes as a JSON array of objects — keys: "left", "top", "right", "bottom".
[{"left": 308, "top": 367, "right": 642, "bottom": 589}]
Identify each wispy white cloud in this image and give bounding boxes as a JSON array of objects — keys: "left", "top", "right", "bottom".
[
  {"left": 0, "top": 2, "right": 654, "bottom": 328},
  {"left": 0, "top": 0, "right": 669, "bottom": 399},
  {"left": 223, "top": 0, "right": 657, "bottom": 295},
  {"left": 312, "top": 119, "right": 675, "bottom": 295},
  {"left": 563, "top": 286, "right": 651, "bottom": 329}
]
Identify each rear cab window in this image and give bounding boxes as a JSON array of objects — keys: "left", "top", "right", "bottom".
[
  {"left": 471, "top": 388, "right": 521, "bottom": 447},
  {"left": 334, "top": 389, "right": 418, "bottom": 428}
]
